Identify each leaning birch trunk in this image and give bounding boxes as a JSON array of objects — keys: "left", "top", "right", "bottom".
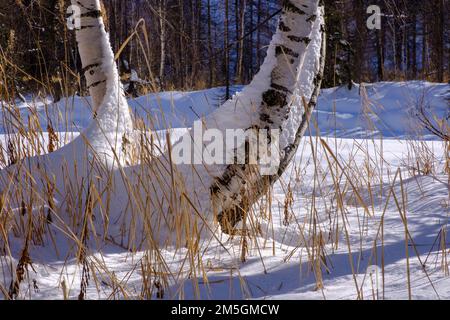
[
  {"left": 107, "top": 0, "right": 326, "bottom": 248},
  {"left": 213, "top": 1, "right": 326, "bottom": 232}
]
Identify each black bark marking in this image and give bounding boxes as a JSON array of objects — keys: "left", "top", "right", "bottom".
[
  {"left": 215, "top": 171, "right": 232, "bottom": 189},
  {"left": 262, "top": 89, "right": 287, "bottom": 107},
  {"left": 301, "top": 37, "right": 311, "bottom": 45},
  {"left": 270, "top": 83, "right": 290, "bottom": 93},
  {"left": 288, "top": 36, "right": 311, "bottom": 45},
  {"left": 275, "top": 45, "right": 299, "bottom": 58},
  {"left": 283, "top": 0, "right": 306, "bottom": 15},
  {"left": 279, "top": 21, "right": 291, "bottom": 32},
  {"left": 284, "top": 144, "right": 294, "bottom": 154},
  {"left": 67, "top": 10, "right": 101, "bottom": 19},
  {"left": 216, "top": 200, "right": 246, "bottom": 234},
  {"left": 287, "top": 35, "right": 301, "bottom": 42},
  {"left": 313, "top": 73, "right": 323, "bottom": 86},
  {"left": 246, "top": 125, "right": 261, "bottom": 131},
  {"left": 307, "top": 14, "right": 317, "bottom": 23},
  {"left": 82, "top": 63, "right": 100, "bottom": 74},
  {"left": 210, "top": 184, "right": 221, "bottom": 194},
  {"left": 87, "top": 79, "right": 106, "bottom": 90},
  {"left": 80, "top": 10, "right": 102, "bottom": 19},
  {"left": 75, "top": 1, "right": 90, "bottom": 10},
  {"left": 260, "top": 113, "right": 273, "bottom": 124},
  {"left": 79, "top": 25, "right": 99, "bottom": 30}
]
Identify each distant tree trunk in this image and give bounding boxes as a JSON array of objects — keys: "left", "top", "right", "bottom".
[
  {"left": 207, "top": 0, "right": 214, "bottom": 87},
  {"left": 107, "top": 1, "right": 117, "bottom": 53},
  {"left": 247, "top": 0, "right": 254, "bottom": 81},
  {"left": 406, "top": 24, "right": 411, "bottom": 79},
  {"left": 412, "top": 10, "right": 417, "bottom": 78},
  {"left": 237, "top": 0, "right": 246, "bottom": 83},
  {"left": 436, "top": 0, "right": 444, "bottom": 82},
  {"left": 422, "top": 15, "right": 428, "bottom": 76},
  {"left": 376, "top": 28, "right": 385, "bottom": 81},
  {"left": 353, "top": 0, "right": 365, "bottom": 82},
  {"left": 158, "top": 0, "right": 167, "bottom": 90},
  {"left": 234, "top": 0, "right": 240, "bottom": 77},
  {"left": 197, "top": 0, "right": 203, "bottom": 85},
  {"left": 375, "top": 0, "right": 385, "bottom": 81},
  {"left": 394, "top": 20, "right": 403, "bottom": 77},
  {"left": 224, "top": 0, "right": 230, "bottom": 100},
  {"left": 189, "top": 0, "right": 198, "bottom": 86},
  {"left": 177, "top": 0, "right": 185, "bottom": 88},
  {"left": 256, "top": 0, "right": 262, "bottom": 67}
]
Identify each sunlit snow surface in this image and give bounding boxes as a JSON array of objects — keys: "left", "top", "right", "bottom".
[
  {"left": 2, "top": 81, "right": 447, "bottom": 137},
  {"left": 0, "top": 81, "right": 449, "bottom": 300}
]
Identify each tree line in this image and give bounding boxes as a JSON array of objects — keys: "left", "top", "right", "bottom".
[{"left": 0, "top": 0, "right": 448, "bottom": 101}]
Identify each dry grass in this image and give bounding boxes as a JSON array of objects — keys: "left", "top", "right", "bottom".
[
  {"left": 0, "top": 17, "right": 449, "bottom": 301},
  {"left": 0, "top": 101, "right": 447, "bottom": 300}
]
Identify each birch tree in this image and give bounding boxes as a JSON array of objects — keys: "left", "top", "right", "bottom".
[
  {"left": 0, "top": 0, "right": 133, "bottom": 218},
  {"left": 66, "top": 0, "right": 134, "bottom": 167},
  {"left": 111, "top": 0, "right": 327, "bottom": 245}
]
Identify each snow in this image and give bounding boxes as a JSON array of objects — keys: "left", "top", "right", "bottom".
[
  {"left": 3, "top": 81, "right": 447, "bottom": 139},
  {"left": 315, "top": 81, "right": 449, "bottom": 139},
  {"left": 0, "top": 5, "right": 326, "bottom": 262},
  {"left": 0, "top": 80, "right": 449, "bottom": 300},
  {"left": 79, "top": 31, "right": 134, "bottom": 168}
]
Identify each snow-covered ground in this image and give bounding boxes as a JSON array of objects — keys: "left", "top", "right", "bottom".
[
  {"left": 2, "top": 81, "right": 447, "bottom": 138},
  {"left": 0, "top": 81, "right": 449, "bottom": 300}
]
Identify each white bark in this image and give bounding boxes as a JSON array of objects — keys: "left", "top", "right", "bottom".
[
  {"left": 209, "top": 0, "right": 326, "bottom": 231},
  {"left": 68, "top": 0, "right": 133, "bottom": 167},
  {"left": 71, "top": 0, "right": 107, "bottom": 110}
]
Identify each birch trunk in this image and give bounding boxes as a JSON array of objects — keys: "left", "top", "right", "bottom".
[
  {"left": 213, "top": 1, "right": 326, "bottom": 232},
  {"left": 111, "top": 0, "right": 326, "bottom": 246},
  {"left": 2, "top": 0, "right": 132, "bottom": 198},
  {"left": 69, "top": 0, "right": 133, "bottom": 167},
  {"left": 0, "top": 0, "right": 134, "bottom": 252},
  {"left": 70, "top": 0, "right": 107, "bottom": 110}
]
